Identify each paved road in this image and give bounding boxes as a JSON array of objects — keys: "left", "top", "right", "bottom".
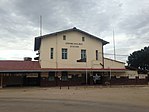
[{"left": 0, "top": 98, "right": 149, "bottom": 112}]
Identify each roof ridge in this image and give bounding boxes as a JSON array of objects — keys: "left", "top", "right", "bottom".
[{"left": 34, "top": 27, "right": 109, "bottom": 51}]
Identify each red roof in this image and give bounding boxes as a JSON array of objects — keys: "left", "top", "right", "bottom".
[
  {"left": 0, "top": 60, "right": 126, "bottom": 72},
  {"left": 0, "top": 60, "right": 41, "bottom": 71}
]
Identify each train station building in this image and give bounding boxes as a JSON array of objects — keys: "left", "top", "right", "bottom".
[{"left": 0, "top": 27, "right": 148, "bottom": 87}]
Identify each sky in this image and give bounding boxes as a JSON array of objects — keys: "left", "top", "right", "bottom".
[{"left": 0, "top": 0, "right": 149, "bottom": 63}]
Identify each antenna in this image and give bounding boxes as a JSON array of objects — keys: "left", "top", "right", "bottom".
[
  {"left": 113, "top": 28, "right": 116, "bottom": 60},
  {"left": 40, "top": 15, "right": 42, "bottom": 37}
]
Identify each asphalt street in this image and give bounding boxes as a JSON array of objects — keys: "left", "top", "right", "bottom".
[{"left": 0, "top": 97, "right": 149, "bottom": 112}]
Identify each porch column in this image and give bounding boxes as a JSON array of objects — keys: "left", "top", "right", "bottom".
[{"left": 0, "top": 74, "right": 3, "bottom": 88}]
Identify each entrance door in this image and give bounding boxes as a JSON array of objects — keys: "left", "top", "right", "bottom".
[{"left": 23, "top": 73, "right": 40, "bottom": 86}]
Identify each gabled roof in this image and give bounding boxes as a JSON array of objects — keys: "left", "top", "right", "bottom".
[
  {"left": 0, "top": 60, "right": 41, "bottom": 72},
  {"left": 34, "top": 27, "right": 109, "bottom": 51}
]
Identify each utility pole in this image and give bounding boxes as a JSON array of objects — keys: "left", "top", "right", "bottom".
[
  {"left": 113, "top": 29, "right": 116, "bottom": 60},
  {"left": 86, "top": 62, "right": 87, "bottom": 85},
  {"left": 86, "top": 55, "right": 88, "bottom": 85},
  {"left": 40, "top": 15, "right": 42, "bottom": 37},
  {"left": 110, "top": 68, "right": 111, "bottom": 86}
]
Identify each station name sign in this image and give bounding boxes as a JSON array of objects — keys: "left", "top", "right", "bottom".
[{"left": 65, "top": 42, "right": 83, "bottom": 48}]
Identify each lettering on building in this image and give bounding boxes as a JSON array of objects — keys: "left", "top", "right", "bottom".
[{"left": 65, "top": 42, "right": 83, "bottom": 48}]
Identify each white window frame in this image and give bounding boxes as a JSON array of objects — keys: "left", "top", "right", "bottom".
[
  {"left": 81, "top": 49, "right": 86, "bottom": 59},
  {"left": 96, "top": 50, "right": 98, "bottom": 60},
  {"left": 62, "top": 48, "right": 67, "bottom": 59},
  {"left": 50, "top": 48, "right": 54, "bottom": 59}
]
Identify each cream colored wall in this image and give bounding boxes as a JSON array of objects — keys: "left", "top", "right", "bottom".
[
  {"left": 126, "top": 70, "right": 138, "bottom": 79},
  {"left": 126, "top": 70, "right": 138, "bottom": 77},
  {"left": 104, "top": 58, "right": 125, "bottom": 69},
  {"left": 111, "top": 70, "right": 138, "bottom": 78},
  {"left": 39, "top": 31, "right": 103, "bottom": 68},
  {"left": 39, "top": 34, "right": 57, "bottom": 68},
  {"left": 111, "top": 72, "right": 126, "bottom": 77}
]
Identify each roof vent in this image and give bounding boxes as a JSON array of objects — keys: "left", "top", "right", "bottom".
[{"left": 24, "top": 57, "right": 32, "bottom": 61}]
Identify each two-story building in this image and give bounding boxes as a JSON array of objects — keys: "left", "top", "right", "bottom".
[
  {"left": 0, "top": 27, "right": 148, "bottom": 87},
  {"left": 34, "top": 27, "right": 148, "bottom": 86}
]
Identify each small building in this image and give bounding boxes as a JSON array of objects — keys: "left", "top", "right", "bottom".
[{"left": 0, "top": 27, "right": 148, "bottom": 87}]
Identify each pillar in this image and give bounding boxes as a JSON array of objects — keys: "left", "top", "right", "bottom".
[{"left": 0, "top": 74, "right": 3, "bottom": 88}]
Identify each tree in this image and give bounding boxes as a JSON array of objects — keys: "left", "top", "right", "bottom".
[{"left": 127, "top": 46, "right": 149, "bottom": 72}]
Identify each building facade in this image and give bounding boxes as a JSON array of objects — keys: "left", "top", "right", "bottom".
[
  {"left": 0, "top": 27, "right": 148, "bottom": 87},
  {"left": 35, "top": 27, "right": 108, "bottom": 69},
  {"left": 34, "top": 27, "right": 148, "bottom": 86}
]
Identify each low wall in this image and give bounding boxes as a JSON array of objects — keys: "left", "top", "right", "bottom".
[
  {"left": 110, "top": 76, "right": 148, "bottom": 85},
  {"left": 40, "top": 77, "right": 84, "bottom": 87}
]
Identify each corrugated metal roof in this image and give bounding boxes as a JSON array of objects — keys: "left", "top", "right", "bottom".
[
  {"left": 0, "top": 60, "right": 126, "bottom": 72},
  {"left": 0, "top": 60, "right": 41, "bottom": 71}
]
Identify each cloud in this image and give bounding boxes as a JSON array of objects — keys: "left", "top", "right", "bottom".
[
  {"left": 14, "top": 0, "right": 123, "bottom": 34},
  {"left": 0, "top": 50, "right": 36, "bottom": 60},
  {"left": 0, "top": 0, "right": 149, "bottom": 63}
]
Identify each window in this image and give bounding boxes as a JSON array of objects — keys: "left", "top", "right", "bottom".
[
  {"left": 50, "top": 48, "right": 54, "bottom": 59},
  {"left": 48, "top": 75, "right": 55, "bottom": 81},
  {"left": 96, "top": 50, "right": 98, "bottom": 60},
  {"left": 82, "top": 37, "right": 85, "bottom": 41},
  {"left": 62, "top": 48, "right": 67, "bottom": 59},
  {"left": 48, "top": 72, "right": 55, "bottom": 81},
  {"left": 81, "top": 49, "right": 86, "bottom": 60},
  {"left": 63, "top": 35, "right": 66, "bottom": 40},
  {"left": 62, "top": 75, "right": 68, "bottom": 81}
]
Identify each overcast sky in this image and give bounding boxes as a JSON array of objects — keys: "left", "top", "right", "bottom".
[{"left": 0, "top": 0, "right": 149, "bottom": 63}]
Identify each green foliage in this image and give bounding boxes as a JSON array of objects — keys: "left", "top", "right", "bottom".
[{"left": 127, "top": 46, "right": 149, "bottom": 71}]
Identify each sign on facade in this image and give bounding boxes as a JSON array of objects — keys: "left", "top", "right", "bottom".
[
  {"left": 116, "top": 75, "right": 120, "bottom": 78},
  {"left": 26, "top": 73, "right": 38, "bottom": 78},
  {"left": 139, "top": 74, "right": 146, "bottom": 79},
  {"left": 41, "top": 73, "right": 48, "bottom": 78},
  {"left": 93, "top": 74, "right": 101, "bottom": 83},
  {"left": 65, "top": 42, "right": 83, "bottom": 48},
  {"left": 68, "top": 75, "right": 72, "bottom": 78},
  {"left": 129, "top": 74, "right": 136, "bottom": 79}
]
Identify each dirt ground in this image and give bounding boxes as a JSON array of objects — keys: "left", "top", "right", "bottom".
[{"left": 0, "top": 86, "right": 149, "bottom": 112}]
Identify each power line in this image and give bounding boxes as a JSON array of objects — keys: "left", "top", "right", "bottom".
[
  {"left": 98, "top": 51, "right": 129, "bottom": 57},
  {"left": 104, "top": 53, "right": 129, "bottom": 57}
]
